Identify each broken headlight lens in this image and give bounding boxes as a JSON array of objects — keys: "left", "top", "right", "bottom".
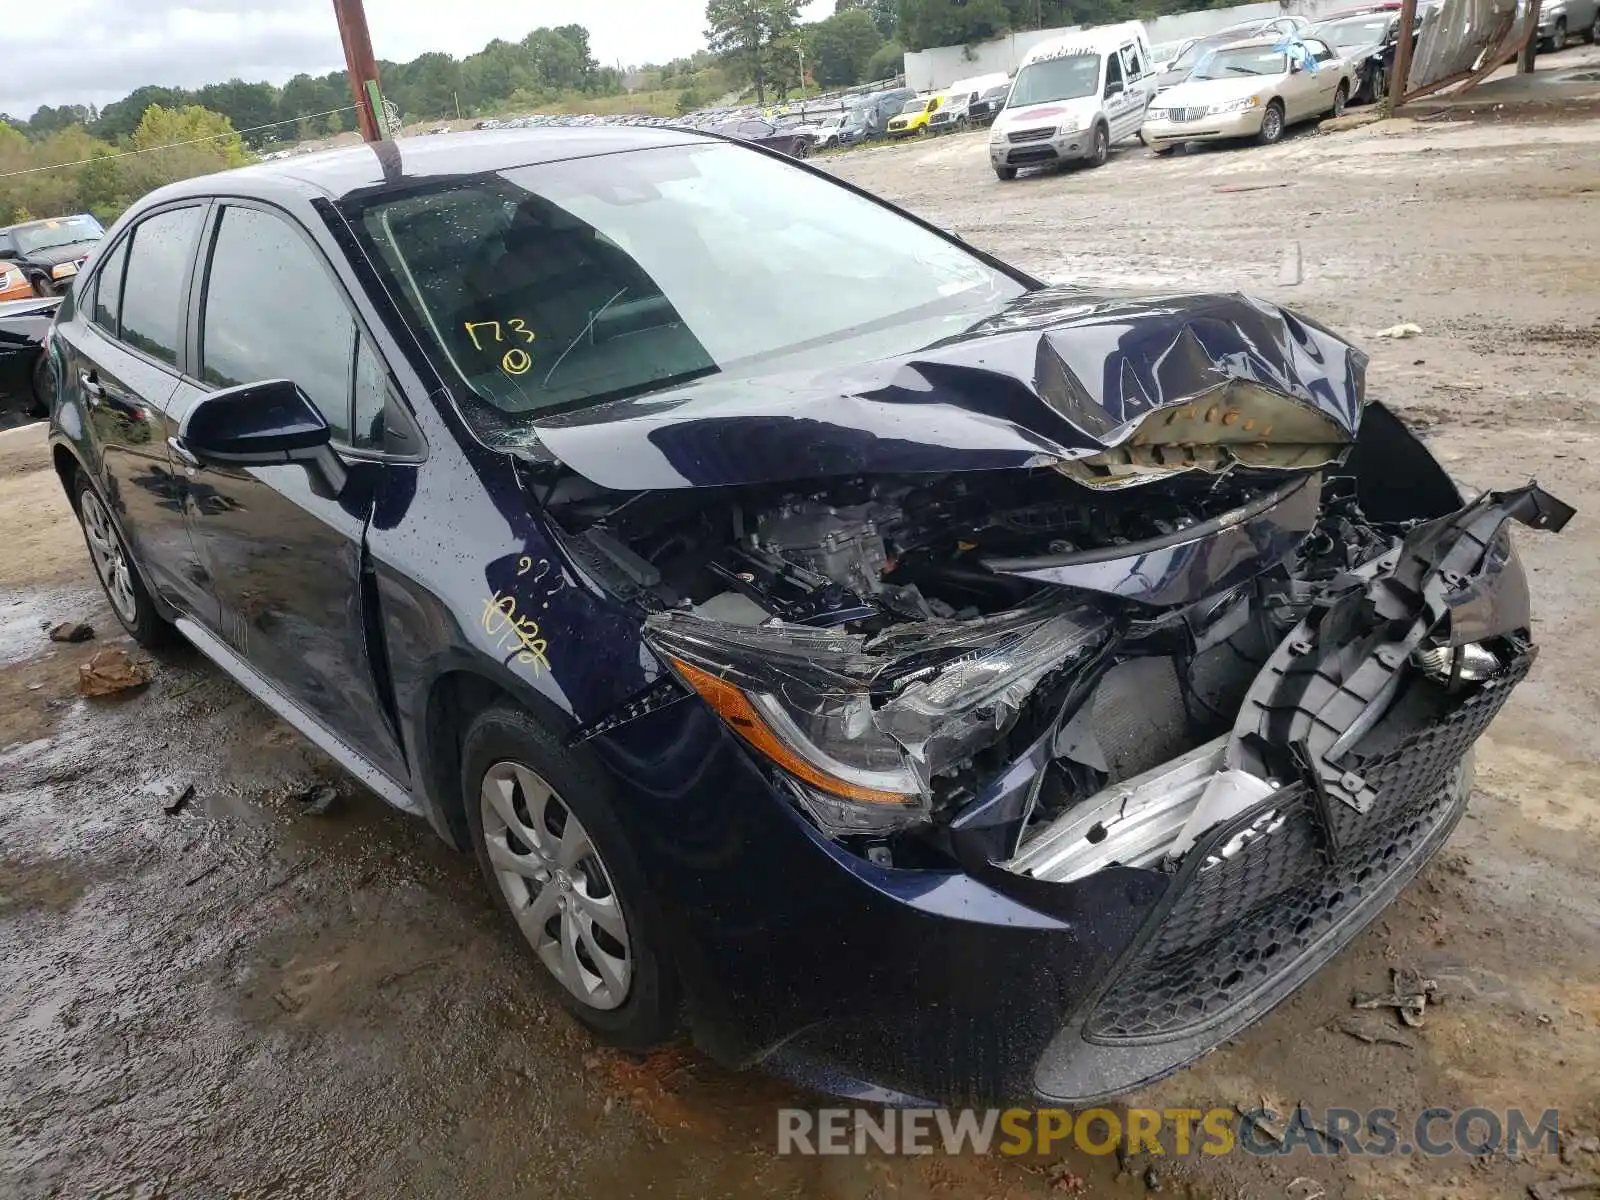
[{"left": 644, "top": 606, "right": 1113, "bottom": 831}]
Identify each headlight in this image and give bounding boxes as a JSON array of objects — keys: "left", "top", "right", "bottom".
[
  {"left": 50, "top": 263, "right": 78, "bottom": 279},
  {"left": 989, "top": 129, "right": 1006, "bottom": 144},
  {"left": 1145, "top": 107, "right": 1168, "bottom": 120},
  {"left": 1208, "top": 95, "right": 1262, "bottom": 115},
  {"left": 1057, "top": 118, "right": 1081, "bottom": 134},
  {"left": 645, "top": 605, "right": 1111, "bottom": 834}
]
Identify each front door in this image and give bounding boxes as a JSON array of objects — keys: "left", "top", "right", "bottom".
[
  {"left": 54, "top": 205, "right": 212, "bottom": 616},
  {"left": 1116, "top": 42, "right": 1153, "bottom": 141},
  {"left": 175, "top": 201, "right": 407, "bottom": 782}
]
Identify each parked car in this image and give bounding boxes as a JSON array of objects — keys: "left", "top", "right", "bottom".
[
  {"left": 804, "top": 112, "right": 851, "bottom": 149},
  {"left": 886, "top": 94, "right": 945, "bottom": 137},
  {"left": 0, "top": 213, "right": 105, "bottom": 296},
  {"left": 847, "top": 87, "right": 916, "bottom": 140},
  {"left": 989, "top": 23, "right": 1156, "bottom": 179},
  {"left": 0, "top": 258, "right": 35, "bottom": 301},
  {"left": 1143, "top": 36, "right": 1353, "bottom": 153},
  {"left": 967, "top": 83, "right": 1013, "bottom": 125},
  {"left": 1537, "top": 0, "right": 1600, "bottom": 49},
  {"left": 49, "top": 128, "right": 1569, "bottom": 1107},
  {"left": 0, "top": 294, "right": 57, "bottom": 425},
  {"left": 1310, "top": 10, "right": 1415, "bottom": 103},
  {"left": 711, "top": 117, "right": 811, "bottom": 158},
  {"left": 927, "top": 90, "right": 977, "bottom": 133},
  {"left": 1152, "top": 17, "right": 1312, "bottom": 94}
]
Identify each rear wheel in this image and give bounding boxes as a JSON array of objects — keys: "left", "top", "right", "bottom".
[
  {"left": 75, "top": 476, "right": 172, "bottom": 648},
  {"left": 463, "top": 703, "right": 679, "bottom": 1050},
  {"left": 1257, "top": 100, "right": 1286, "bottom": 145}
]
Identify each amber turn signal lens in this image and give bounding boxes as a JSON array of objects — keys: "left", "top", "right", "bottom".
[{"left": 668, "top": 657, "right": 914, "bottom": 806}]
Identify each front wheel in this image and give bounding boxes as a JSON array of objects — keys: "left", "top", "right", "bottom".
[
  {"left": 75, "top": 475, "right": 172, "bottom": 648},
  {"left": 1548, "top": 18, "right": 1568, "bottom": 49},
  {"left": 29, "top": 275, "right": 57, "bottom": 297},
  {"left": 463, "top": 703, "right": 679, "bottom": 1050},
  {"left": 1332, "top": 81, "right": 1349, "bottom": 117},
  {"left": 1590, "top": 13, "right": 1600, "bottom": 42},
  {"left": 1086, "top": 123, "right": 1109, "bottom": 167},
  {"left": 1367, "top": 65, "right": 1388, "bottom": 105},
  {"left": 1257, "top": 100, "right": 1286, "bottom": 145}
]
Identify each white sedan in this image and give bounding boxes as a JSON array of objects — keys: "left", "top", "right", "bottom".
[{"left": 1142, "top": 36, "right": 1352, "bottom": 153}]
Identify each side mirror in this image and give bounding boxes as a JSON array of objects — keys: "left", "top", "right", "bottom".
[
  {"left": 175, "top": 379, "right": 347, "bottom": 497},
  {"left": 1106, "top": 80, "right": 1125, "bottom": 97},
  {"left": 0, "top": 248, "right": 17, "bottom": 261},
  {"left": 1290, "top": 59, "right": 1303, "bottom": 73}
]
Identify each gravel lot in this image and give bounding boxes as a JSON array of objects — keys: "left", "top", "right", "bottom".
[{"left": 4, "top": 76, "right": 1600, "bottom": 1198}]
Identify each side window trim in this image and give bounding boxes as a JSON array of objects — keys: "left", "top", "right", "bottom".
[{"left": 194, "top": 196, "right": 419, "bottom": 460}]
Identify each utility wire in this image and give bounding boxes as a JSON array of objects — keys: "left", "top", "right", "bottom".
[{"left": 0, "top": 104, "right": 359, "bottom": 180}]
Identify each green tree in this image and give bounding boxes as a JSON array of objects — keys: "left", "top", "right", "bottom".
[
  {"left": 894, "top": 0, "right": 1011, "bottom": 51},
  {"left": 865, "top": 39, "right": 907, "bottom": 81},
  {"left": 809, "top": 10, "right": 885, "bottom": 85},
  {"left": 836, "top": 0, "right": 898, "bottom": 38},
  {"left": 705, "top": 0, "right": 803, "bottom": 105}
]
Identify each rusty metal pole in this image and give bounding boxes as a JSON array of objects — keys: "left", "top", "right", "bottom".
[
  {"left": 333, "top": 0, "right": 386, "bottom": 142},
  {"left": 1388, "top": 0, "right": 1418, "bottom": 111},
  {"left": 1520, "top": 0, "right": 1543, "bottom": 72}
]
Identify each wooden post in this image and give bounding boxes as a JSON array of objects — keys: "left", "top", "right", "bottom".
[
  {"left": 1389, "top": 0, "right": 1419, "bottom": 111},
  {"left": 1520, "top": 0, "right": 1543, "bottom": 72},
  {"left": 332, "top": 0, "right": 385, "bottom": 142}
]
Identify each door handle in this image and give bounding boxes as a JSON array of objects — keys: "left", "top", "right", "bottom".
[
  {"left": 168, "top": 436, "right": 201, "bottom": 469},
  {"left": 79, "top": 370, "right": 104, "bottom": 406}
]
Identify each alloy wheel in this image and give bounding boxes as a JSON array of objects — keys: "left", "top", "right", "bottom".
[
  {"left": 80, "top": 489, "right": 139, "bottom": 625},
  {"left": 1093, "top": 125, "right": 1108, "bottom": 165},
  {"left": 1261, "top": 104, "right": 1284, "bottom": 142},
  {"left": 480, "top": 761, "right": 632, "bottom": 1011},
  {"left": 1333, "top": 84, "right": 1348, "bottom": 117},
  {"left": 1552, "top": 19, "right": 1567, "bottom": 49}
]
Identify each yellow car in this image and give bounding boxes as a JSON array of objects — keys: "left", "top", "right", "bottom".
[{"left": 886, "top": 95, "right": 944, "bottom": 138}]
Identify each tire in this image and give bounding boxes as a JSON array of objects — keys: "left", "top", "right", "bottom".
[
  {"left": 1548, "top": 18, "right": 1567, "bottom": 49},
  {"left": 995, "top": 165, "right": 1018, "bottom": 180},
  {"left": 462, "top": 703, "right": 679, "bottom": 1051},
  {"left": 1257, "top": 100, "right": 1286, "bottom": 145},
  {"left": 74, "top": 474, "right": 173, "bottom": 649},
  {"left": 793, "top": 139, "right": 810, "bottom": 159},
  {"left": 1590, "top": 13, "right": 1600, "bottom": 42},
  {"left": 1087, "top": 122, "right": 1109, "bottom": 167},
  {"left": 1368, "top": 65, "right": 1387, "bottom": 105},
  {"left": 30, "top": 275, "right": 57, "bottom": 297},
  {"left": 1332, "top": 81, "right": 1349, "bottom": 118}
]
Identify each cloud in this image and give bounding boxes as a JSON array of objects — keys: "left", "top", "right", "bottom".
[{"left": 2, "top": 0, "right": 833, "bottom": 121}]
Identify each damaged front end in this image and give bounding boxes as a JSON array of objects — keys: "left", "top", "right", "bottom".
[{"left": 533, "top": 288, "right": 1570, "bottom": 1052}]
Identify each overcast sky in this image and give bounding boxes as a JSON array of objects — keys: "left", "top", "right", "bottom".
[{"left": 3, "top": 0, "right": 833, "bottom": 121}]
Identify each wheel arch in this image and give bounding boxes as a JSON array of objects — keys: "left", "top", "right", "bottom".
[{"left": 51, "top": 440, "right": 84, "bottom": 511}]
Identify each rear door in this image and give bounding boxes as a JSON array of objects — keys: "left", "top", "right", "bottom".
[
  {"left": 171, "top": 199, "right": 409, "bottom": 781},
  {"left": 1305, "top": 38, "right": 1342, "bottom": 111},
  {"left": 1118, "top": 41, "right": 1153, "bottom": 138},
  {"left": 53, "top": 204, "right": 211, "bottom": 615}
]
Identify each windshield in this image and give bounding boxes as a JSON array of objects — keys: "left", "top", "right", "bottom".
[
  {"left": 900, "top": 98, "right": 930, "bottom": 115},
  {"left": 1171, "top": 34, "right": 1242, "bottom": 70},
  {"left": 1320, "top": 17, "right": 1390, "bottom": 46},
  {"left": 12, "top": 214, "right": 103, "bottom": 255},
  {"left": 349, "top": 142, "right": 1022, "bottom": 430},
  {"left": 981, "top": 85, "right": 1010, "bottom": 100},
  {"left": 1193, "top": 47, "right": 1287, "bottom": 79},
  {"left": 1008, "top": 53, "right": 1101, "bottom": 107}
]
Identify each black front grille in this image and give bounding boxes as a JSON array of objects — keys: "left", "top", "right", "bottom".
[
  {"left": 1007, "top": 147, "right": 1059, "bottom": 165},
  {"left": 1008, "top": 127, "right": 1055, "bottom": 143},
  {"left": 1081, "top": 658, "right": 1529, "bottom": 1045}
]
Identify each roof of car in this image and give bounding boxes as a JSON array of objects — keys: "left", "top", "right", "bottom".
[{"left": 137, "top": 126, "right": 716, "bottom": 208}]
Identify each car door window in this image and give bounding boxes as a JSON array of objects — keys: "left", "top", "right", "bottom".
[
  {"left": 352, "top": 335, "right": 389, "bottom": 450},
  {"left": 1308, "top": 38, "right": 1337, "bottom": 62},
  {"left": 119, "top": 207, "right": 204, "bottom": 368},
  {"left": 1121, "top": 44, "right": 1146, "bottom": 80},
  {"left": 199, "top": 204, "right": 356, "bottom": 445},
  {"left": 89, "top": 236, "right": 130, "bottom": 337},
  {"left": 1105, "top": 51, "right": 1125, "bottom": 94}
]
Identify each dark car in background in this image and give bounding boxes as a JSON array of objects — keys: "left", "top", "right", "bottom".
[
  {"left": 967, "top": 83, "right": 1012, "bottom": 125},
  {"left": 0, "top": 213, "right": 104, "bottom": 296},
  {"left": 0, "top": 295, "right": 57, "bottom": 427},
  {"left": 711, "top": 116, "right": 811, "bottom": 157},
  {"left": 48, "top": 128, "right": 1569, "bottom": 1106},
  {"left": 840, "top": 87, "right": 917, "bottom": 142},
  {"left": 1310, "top": 9, "right": 1416, "bottom": 103}
]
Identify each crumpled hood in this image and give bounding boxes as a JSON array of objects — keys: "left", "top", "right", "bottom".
[{"left": 530, "top": 286, "right": 1368, "bottom": 491}]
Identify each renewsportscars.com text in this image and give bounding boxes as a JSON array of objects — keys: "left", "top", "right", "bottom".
[{"left": 776, "top": 1106, "right": 1561, "bottom": 1158}]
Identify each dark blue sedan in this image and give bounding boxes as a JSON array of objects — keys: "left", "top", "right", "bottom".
[{"left": 44, "top": 127, "right": 1568, "bottom": 1105}]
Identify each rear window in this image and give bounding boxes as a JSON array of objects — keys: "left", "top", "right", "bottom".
[{"left": 118, "top": 207, "right": 203, "bottom": 367}]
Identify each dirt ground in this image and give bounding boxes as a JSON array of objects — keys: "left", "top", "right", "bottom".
[{"left": 5, "top": 72, "right": 1600, "bottom": 1199}]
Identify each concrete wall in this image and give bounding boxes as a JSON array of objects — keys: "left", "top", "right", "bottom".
[{"left": 903, "top": 0, "right": 1354, "bottom": 92}]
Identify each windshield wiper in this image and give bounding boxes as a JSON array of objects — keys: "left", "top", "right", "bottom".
[{"left": 1225, "top": 66, "right": 1265, "bottom": 75}]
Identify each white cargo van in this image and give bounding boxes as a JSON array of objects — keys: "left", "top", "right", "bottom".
[{"left": 988, "top": 22, "right": 1155, "bottom": 180}]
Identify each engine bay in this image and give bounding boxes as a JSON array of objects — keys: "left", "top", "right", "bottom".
[{"left": 544, "top": 467, "right": 1294, "bottom": 628}]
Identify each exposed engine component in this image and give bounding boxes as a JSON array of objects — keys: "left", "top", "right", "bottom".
[{"left": 754, "top": 500, "right": 893, "bottom": 598}]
